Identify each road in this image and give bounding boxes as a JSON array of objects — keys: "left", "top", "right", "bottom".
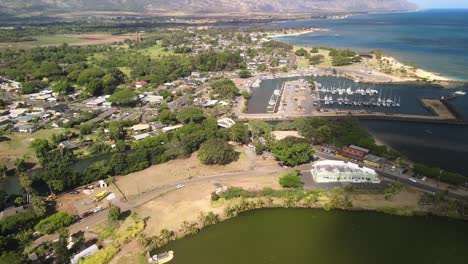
[{"left": 28, "top": 165, "right": 291, "bottom": 249}]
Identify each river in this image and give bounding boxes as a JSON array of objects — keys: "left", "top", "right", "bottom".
[{"left": 158, "top": 208, "right": 468, "bottom": 264}]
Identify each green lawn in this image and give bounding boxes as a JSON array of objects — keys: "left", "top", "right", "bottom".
[
  {"left": 142, "top": 42, "right": 175, "bottom": 58},
  {"left": 118, "top": 67, "right": 132, "bottom": 77},
  {"left": 33, "top": 35, "right": 84, "bottom": 45},
  {"left": 0, "top": 128, "right": 67, "bottom": 161}
]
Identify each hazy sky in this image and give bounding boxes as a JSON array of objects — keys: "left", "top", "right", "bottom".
[{"left": 411, "top": 0, "right": 468, "bottom": 8}]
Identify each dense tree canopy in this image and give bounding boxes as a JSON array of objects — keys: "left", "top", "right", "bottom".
[
  {"left": 210, "top": 79, "right": 239, "bottom": 99},
  {"left": 271, "top": 136, "right": 314, "bottom": 167},
  {"left": 198, "top": 139, "right": 238, "bottom": 165}
]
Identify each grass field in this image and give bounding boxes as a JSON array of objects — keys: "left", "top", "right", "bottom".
[
  {"left": 142, "top": 42, "right": 175, "bottom": 58},
  {"left": 33, "top": 35, "right": 84, "bottom": 45},
  {"left": 0, "top": 128, "right": 67, "bottom": 161},
  {"left": 293, "top": 46, "right": 333, "bottom": 68}
]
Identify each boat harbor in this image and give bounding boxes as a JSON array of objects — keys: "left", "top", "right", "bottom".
[{"left": 238, "top": 75, "right": 467, "bottom": 125}]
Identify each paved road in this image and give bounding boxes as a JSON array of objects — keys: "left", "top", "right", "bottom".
[{"left": 28, "top": 166, "right": 291, "bottom": 249}]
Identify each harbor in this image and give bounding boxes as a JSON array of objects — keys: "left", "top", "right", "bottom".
[{"left": 238, "top": 75, "right": 467, "bottom": 125}]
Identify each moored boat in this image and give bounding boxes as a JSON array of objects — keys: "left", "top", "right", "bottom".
[{"left": 148, "top": 251, "right": 174, "bottom": 264}]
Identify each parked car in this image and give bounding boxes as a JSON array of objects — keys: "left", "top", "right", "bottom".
[
  {"left": 93, "top": 206, "right": 103, "bottom": 213},
  {"left": 421, "top": 176, "right": 427, "bottom": 181},
  {"left": 82, "top": 211, "right": 93, "bottom": 218},
  {"left": 176, "top": 184, "right": 185, "bottom": 189},
  {"left": 409, "top": 177, "right": 418, "bottom": 183},
  {"left": 69, "top": 190, "right": 79, "bottom": 194},
  {"left": 390, "top": 166, "right": 396, "bottom": 172}
]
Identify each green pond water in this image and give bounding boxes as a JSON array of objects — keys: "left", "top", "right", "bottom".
[{"left": 158, "top": 208, "right": 468, "bottom": 264}]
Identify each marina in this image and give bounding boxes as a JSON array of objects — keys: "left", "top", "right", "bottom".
[{"left": 240, "top": 75, "right": 466, "bottom": 124}]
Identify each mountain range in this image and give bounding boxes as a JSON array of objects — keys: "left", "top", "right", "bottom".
[{"left": 0, "top": 0, "right": 418, "bottom": 15}]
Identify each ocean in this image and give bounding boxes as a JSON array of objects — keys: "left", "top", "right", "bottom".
[
  {"left": 271, "top": 9, "right": 468, "bottom": 175},
  {"left": 272, "top": 9, "right": 468, "bottom": 81}
]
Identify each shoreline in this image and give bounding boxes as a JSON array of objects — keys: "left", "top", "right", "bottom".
[
  {"left": 140, "top": 186, "right": 467, "bottom": 257},
  {"left": 268, "top": 28, "right": 329, "bottom": 38}
]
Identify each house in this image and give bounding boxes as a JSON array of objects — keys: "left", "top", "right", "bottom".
[
  {"left": 59, "top": 141, "right": 78, "bottom": 150},
  {"left": 337, "top": 145, "right": 369, "bottom": 161},
  {"left": 70, "top": 244, "right": 99, "bottom": 264},
  {"left": 133, "top": 133, "right": 151, "bottom": 141},
  {"left": 217, "top": 118, "right": 236, "bottom": 128},
  {"left": 15, "top": 115, "right": 35, "bottom": 123},
  {"left": 144, "top": 95, "right": 164, "bottom": 104},
  {"left": 0, "top": 205, "right": 32, "bottom": 219},
  {"left": 131, "top": 124, "right": 150, "bottom": 133},
  {"left": 162, "top": 124, "right": 183, "bottom": 133},
  {"left": 14, "top": 124, "right": 35, "bottom": 133},
  {"left": 84, "top": 97, "right": 106, "bottom": 108},
  {"left": 9, "top": 108, "right": 28, "bottom": 118},
  {"left": 135, "top": 81, "right": 148, "bottom": 88}
]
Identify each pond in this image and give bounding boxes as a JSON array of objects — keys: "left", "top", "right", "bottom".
[{"left": 158, "top": 208, "right": 468, "bottom": 264}]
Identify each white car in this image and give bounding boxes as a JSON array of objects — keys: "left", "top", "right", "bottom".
[
  {"left": 409, "top": 178, "right": 417, "bottom": 183},
  {"left": 421, "top": 177, "right": 427, "bottom": 181},
  {"left": 176, "top": 184, "right": 184, "bottom": 189},
  {"left": 93, "top": 206, "right": 102, "bottom": 213}
]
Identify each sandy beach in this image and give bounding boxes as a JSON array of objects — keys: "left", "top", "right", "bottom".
[{"left": 269, "top": 28, "right": 328, "bottom": 38}]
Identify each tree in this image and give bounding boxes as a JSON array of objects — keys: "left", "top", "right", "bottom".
[
  {"left": 21, "top": 80, "right": 48, "bottom": 94},
  {"left": 14, "top": 158, "right": 26, "bottom": 174},
  {"left": 177, "top": 107, "right": 205, "bottom": 124},
  {"left": 52, "top": 80, "right": 74, "bottom": 95},
  {"left": 54, "top": 228, "right": 71, "bottom": 264},
  {"left": 271, "top": 137, "right": 314, "bottom": 167},
  {"left": 108, "top": 206, "right": 121, "bottom": 222},
  {"left": 210, "top": 79, "right": 239, "bottom": 99},
  {"left": 86, "top": 79, "right": 104, "bottom": 96},
  {"left": 108, "top": 89, "right": 137, "bottom": 106},
  {"left": 309, "top": 55, "right": 324, "bottom": 65},
  {"left": 48, "top": 179, "right": 64, "bottom": 193},
  {"left": 198, "top": 139, "right": 238, "bottom": 165},
  {"left": 279, "top": 170, "right": 303, "bottom": 188},
  {"left": 30, "top": 138, "right": 51, "bottom": 164},
  {"left": 30, "top": 195, "right": 46, "bottom": 217},
  {"left": 295, "top": 48, "right": 308, "bottom": 57},
  {"left": 108, "top": 122, "right": 125, "bottom": 141},
  {"left": 229, "top": 123, "right": 250, "bottom": 144},
  {"left": 158, "top": 110, "right": 177, "bottom": 125},
  {"left": 18, "top": 173, "right": 32, "bottom": 201},
  {"left": 238, "top": 69, "right": 252, "bottom": 78}
]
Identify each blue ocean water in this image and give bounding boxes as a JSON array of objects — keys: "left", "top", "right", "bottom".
[{"left": 272, "top": 9, "right": 468, "bottom": 80}]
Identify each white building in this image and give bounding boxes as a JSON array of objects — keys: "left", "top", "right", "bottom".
[{"left": 311, "top": 160, "right": 380, "bottom": 183}]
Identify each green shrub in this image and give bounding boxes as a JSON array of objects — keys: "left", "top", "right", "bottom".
[{"left": 34, "top": 212, "right": 73, "bottom": 234}]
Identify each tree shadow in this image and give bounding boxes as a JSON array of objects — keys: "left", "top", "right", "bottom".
[
  {"left": 120, "top": 209, "right": 132, "bottom": 220},
  {"left": 0, "top": 136, "right": 10, "bottom": 142}
]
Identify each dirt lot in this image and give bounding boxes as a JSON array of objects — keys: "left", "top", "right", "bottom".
[
  {"left": 111, "top": 147, "right": 254, "bottom": 198},
  {"left": 0, "top": 33, "right": 138, "bottom": 49},
  {"left": 135, "top": 173, "right": 281, "bottom": 236}
]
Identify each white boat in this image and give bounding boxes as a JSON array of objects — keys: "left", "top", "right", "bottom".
[
  {"left": 273, "top": 89, "right": 281, "bottom": 96},
  {"left": 454, "top": 91, "right": 466, "bottom": 96},
  {"left": 149, "top": 251, "right": 174, "bottom": 264}
]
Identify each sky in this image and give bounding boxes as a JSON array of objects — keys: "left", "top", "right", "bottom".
[{"left": 411, "top": 0, "right": 468, "bottom": 8}]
